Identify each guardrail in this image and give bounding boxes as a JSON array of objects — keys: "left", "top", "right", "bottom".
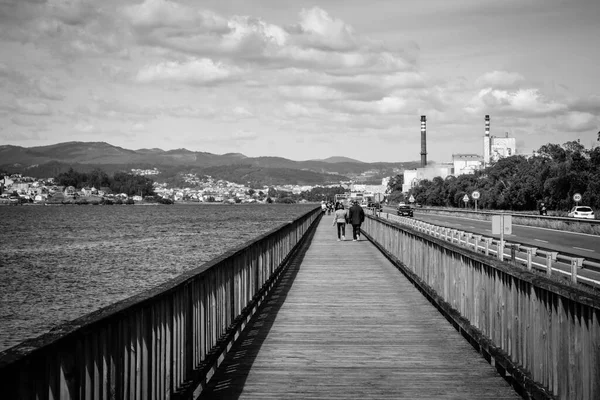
[
  {"left": 363, "top": 214, "right": 600, "bottom": 400},
  {"left": 0, "top": 207, "right": 322, "bottom": 400},
  {"left": 369, "top": 209, "right": 600, "bottom": 288},
  {"left": 407, "top": 206, "right": 600, "bottom": 235}
]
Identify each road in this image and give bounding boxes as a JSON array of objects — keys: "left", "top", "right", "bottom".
[{"left": 381, "top": 207, "right": 600, "bottom": 262}]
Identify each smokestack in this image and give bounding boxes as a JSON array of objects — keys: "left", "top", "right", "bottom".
[
  {"left": 485, "top": 115, "right": 490, "bottom": 137},
  {"left": 420, "top": 115, "right": 427, "bottom": 167}
]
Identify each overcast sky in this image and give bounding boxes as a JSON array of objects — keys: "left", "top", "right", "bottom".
[{"left": 1, "top": 0, "right": 598, "bottom": 163}]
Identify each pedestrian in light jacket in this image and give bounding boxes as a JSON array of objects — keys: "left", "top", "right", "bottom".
[
  {"left": 347, "top": 201, "right": 365, "bottom": 241},
  {"left": 332, "top": 203, "right": 348, "bottom": 241}
]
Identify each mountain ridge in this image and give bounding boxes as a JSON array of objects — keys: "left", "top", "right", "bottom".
[{"left": 0, "top": 141, "right": 421, "bottom": 186}]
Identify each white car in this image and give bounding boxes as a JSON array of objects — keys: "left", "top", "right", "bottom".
[{"left": 567, "top": 206, "right": 595, "bottom": 219}]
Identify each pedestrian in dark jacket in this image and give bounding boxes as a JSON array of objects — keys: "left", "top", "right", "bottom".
[{"left": 347, "top": 201, "right": 365, "bottom": 241}]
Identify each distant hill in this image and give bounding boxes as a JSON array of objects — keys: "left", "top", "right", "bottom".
[
  {"left": 314, "top": 156, "right": 365, "bottom": 164},
  {"left": 0, "top": 141, "right": 420, "bottom": 186}
]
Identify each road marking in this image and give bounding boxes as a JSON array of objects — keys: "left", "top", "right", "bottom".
[
  {"left": 573, "top": 247, "right": 595, "bottom": 252},
  {"left": 535, "top": 239, "right": 548, "bottom": 243}
]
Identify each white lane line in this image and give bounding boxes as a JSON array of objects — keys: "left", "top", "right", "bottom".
[
  {"left": 535, "top": 239, "right": 549, "bottom": 243},
  {"left": 573, "top": 246, "right": 595, "bottom": 252}
]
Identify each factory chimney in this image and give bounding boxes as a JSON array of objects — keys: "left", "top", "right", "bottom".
[
  {"left": 483, "top": 115, "right": 491, "bottom": 166},
  {"left": 420, "top": 115, "right": 427, "bottom": 168}
]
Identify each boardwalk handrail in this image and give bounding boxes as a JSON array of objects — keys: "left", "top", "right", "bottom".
[
  {"left": 0, "top": 206, "right": 322, "bottom": 400},
  {"left": 363, "top": 214, "right": 600, "bottom": 400}
]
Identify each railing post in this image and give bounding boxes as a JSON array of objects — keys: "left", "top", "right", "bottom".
[
  {"left": 498, "top": 240, "right": 504, "bottom": 261},
  {"left": 510, "top": 244, "right": 517, "bottom": 263},
  {"left": 526, "top": 248, "right": 537, "bottom": 270},
  {"left": 546, "top": 252, "right": 558, "bottom": 276},
  {"left": 473, "top": 235, "right": 482, "bottom": 252},
  {"left": 484, "top": 238, "right": 492, "bottom": 255},
  {"left": 465, "top": 232, "right": 473, "bottom": 248},
  {"left": 570, "top": 258, "right": 584, "bottom": 283}
]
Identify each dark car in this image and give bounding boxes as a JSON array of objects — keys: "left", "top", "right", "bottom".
[
  {"left": 397, "top": 205, "right": 413, "bottom": 217},
  {"left": 368, "top": 201, "right": 383, "bottom": 211}
]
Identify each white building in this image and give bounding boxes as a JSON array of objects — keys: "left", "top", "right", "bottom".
[
  {"left": 402, "top": 165, "right": 453, "bottom": 193},
  {"left": 453, "top": 154, "right": 483, "bottom": 175}
]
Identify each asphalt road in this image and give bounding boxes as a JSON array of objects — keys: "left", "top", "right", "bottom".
[{"left": 381, "top": 207, "right": 600, "bottom": 262}]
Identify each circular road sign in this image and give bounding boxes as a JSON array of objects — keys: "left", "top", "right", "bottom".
[
  {"left": 472, "top": 191, "right": 480, "bottom": 200},
  {"left": 409, "top": 195, "right": 415, "bottom": 203},
  {"left": 573, "top": 193, "right": 582, "bottom": 202},
  {"left": 462, "top": 194, "right": 469, "bottom": 203}
]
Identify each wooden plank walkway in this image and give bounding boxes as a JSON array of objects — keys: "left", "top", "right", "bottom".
[{"left": 198, "top": 217, "right": 521, "bottom": 399}]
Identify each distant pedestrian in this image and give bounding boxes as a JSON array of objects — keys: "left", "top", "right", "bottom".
[
  {"left": 332, "top": 203, "right": 348, "bottom": 241},
  {"left": 347, "top": 200, "right": 365, "bottom": 241},
  {"left": 321, "top": 201, "right": 327, "bottom": 214}
]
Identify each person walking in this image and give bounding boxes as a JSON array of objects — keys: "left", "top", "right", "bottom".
[
  {"left": 347, "top": 200, "right": 365, "bottom": 241},
  {"left": 332, "top": 203, "right": 348, "bottom": 241}
]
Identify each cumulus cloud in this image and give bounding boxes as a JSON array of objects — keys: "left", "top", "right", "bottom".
[
  {"left": 122, "top": 3, "right": 415, "bottom": 75},
  {"left": 476, "top": 71, "right": 525, "bottom": 89},
  {"left": 466, "top": 88, "right": 567, "bottom": 117},
  {"left": 135, "top": 58, "right": 240, "bottom": 85},
  {"left": 293, "top": 7, "right": 358, "bottom": 51},
  {"left": 122, "top": 0, "right": 228, "bottom": 32},
  {"left": 555, "top": 112, "right": 598, "bottom": 132}
]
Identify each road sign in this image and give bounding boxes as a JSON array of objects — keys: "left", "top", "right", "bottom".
[
  {"left": 573, "top": 193, "right": 582, "bottom": 202},
  {"left": 492, "top": 215, "right": 512, "bottom": 235},
  {"left": 462, "top": 194, "right": 469, "bottom": 203},
  {"left": 409, "top": 195, "right": 415, "bottom": 203},
  {"left": 472, "top": 191, "right": 480, "bottom": 200},
  {"left": 374, "top": 193, "right": 384, "bottom": 202}
]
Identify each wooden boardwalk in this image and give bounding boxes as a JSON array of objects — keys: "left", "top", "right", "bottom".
[{"left": 198, "top": 217, "right": 521, "bottom": 399}]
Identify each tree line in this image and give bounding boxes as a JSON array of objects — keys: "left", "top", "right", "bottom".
[
  {"left": 397, "top": 141, "right": 600, "bottom": 212},
  {"left": 54, "top": 168, "right": 155, "bottom": 197}
]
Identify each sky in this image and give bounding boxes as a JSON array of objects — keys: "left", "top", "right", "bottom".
[{"left": 0, "top": 0, "right": 599, "bottom": 163}]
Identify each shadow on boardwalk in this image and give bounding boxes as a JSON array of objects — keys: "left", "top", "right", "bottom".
[{"left": 199, "top": 218, "right": 521, "bottom": 399}]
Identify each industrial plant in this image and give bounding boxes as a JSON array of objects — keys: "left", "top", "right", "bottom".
[{"left": 402, "top": 115, "right": 517, "bottom": 192}]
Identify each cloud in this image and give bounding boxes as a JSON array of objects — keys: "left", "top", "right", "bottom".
[
  {"left": 293, "top": 7, "right": 358, "bottom": 52},
  {"left": 466, "top": 88, "right": 567, "bottom": 117},
  {"left": 122, "top": 0, "right": 228, "bottom": 32},
  {"left": 122, "top": 4, "right": 415, "bottom": 75},
  {"left": 135, "top": 58, "right": 240, "bottom": 85},
  {"left": 555, "top": 112, "right": 598, "bottom": 133},
  {"left": 568, "top": 95, "right": 600, "bottom": 114},
  {"left": 33, "top": 76, "right": 64, "bottom": 100},
  {"left": 232, "top": 106, "right": 253, "bottom": 117},
  {"left": 284, "top": 102, "right": 312, "bottom": 117},
  {"left": 476, "top": 71, "right": 525, "bottom": 89},
  {"left": 74, "top": 122, "right": 94, "bottom": 132},
  {"left": 232, "top": 130, "right": 258, "bottom": 140},
  {"left": 16, "top": 99, "right": 51, "bottom": 115},
  {"left": 278, "top": 85, "right": 344, "bottom": 100},
  {"left": 336, "top": 96, "right": 406, "bottom": 115},
  {"left": 164, "top": 105, "right": 216, "bottom": 118},
  {"left": 132, "top": 123, "right": 145, "bottom": 131}
]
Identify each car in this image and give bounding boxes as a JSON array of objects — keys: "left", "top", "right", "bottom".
[
  {"left": 567, "top": 206, "right": 595, "bottom": 219},
  {"left": 397, "top": 205, "right": 413, "bottom": 217},
  {"left": 367, "top": 201, "right": 382, "bottom": 211}
]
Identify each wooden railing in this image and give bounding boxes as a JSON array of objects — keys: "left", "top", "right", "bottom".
[
  {"left": 0, "top": 206, "right": 321, "bottom": 400},
  {"left": 363, "top": 214, "right": 600, "bottom": 400}
]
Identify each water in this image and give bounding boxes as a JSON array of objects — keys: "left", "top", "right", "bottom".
[{"left": 0, "top": 203, "right": 316, "bottom": 352}]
